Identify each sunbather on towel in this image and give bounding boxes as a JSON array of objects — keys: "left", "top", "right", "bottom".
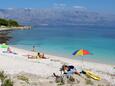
[
  {"left": 24, "top": 52, "right": 47, "bottom": 59},
  {"left": 3, "top": 47, "right": 17, "bottom": 54},
  {"left": 36, "top": 52, "right": 47, "bottom": 59},
  {"left": 23, "top": 52, "right": 37, "bottom": 59},
  {"left": 60, "top": 65, "right": 86, "bottom": 78}
]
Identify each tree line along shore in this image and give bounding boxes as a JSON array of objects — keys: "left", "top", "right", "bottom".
[{"left": 0, "top": 18, "right": 31, "bottom": 31}]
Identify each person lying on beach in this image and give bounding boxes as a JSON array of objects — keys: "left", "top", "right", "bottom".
[
  {"left": 3, "top": 47, "right": 17, "bottom": 54},
  {"left": 60, "top": 65, "right": 86, "bottom": 78},
  {"left": 54, "top": 64, "right": 84, "bottom": 83},
  {"left": 24, "top": 52, "right": 47, "bottom": 59},
  {"left": 24, "top": 52, "right": 37, "bottom": 59},
  {"left": 36, "top": 52, "right": 47, "bottom": 59}
]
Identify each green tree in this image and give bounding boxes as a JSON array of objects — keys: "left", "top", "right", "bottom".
[
  {"left": 0, "top": 18, "right": 8, "bottom": 26},
  {"left": 0, "top": 18, "right": 19, "bottom": 27},
  {"left": 8, "top": 19, "right": 19, "bottom": 26}
]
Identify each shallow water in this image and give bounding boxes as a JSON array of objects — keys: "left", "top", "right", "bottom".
[{"left": 8, "top": 26, "right": 115, "bottom": 64}]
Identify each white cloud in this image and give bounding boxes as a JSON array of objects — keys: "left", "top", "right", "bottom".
[
  {"left": 73, "top": 6, "right": 87, "bottom": 10},
  {"left": 24, "top": 8, "right": 32, "bottom": 10},
  {"left": 8, "top": 8, "right": 14, "bottom": 10},
  {"left": 53, "top": 3, "right": 66, "bottom": 7}
]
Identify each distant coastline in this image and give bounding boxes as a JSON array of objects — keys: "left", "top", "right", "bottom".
[
  {"left": 0, "top": 18, "right": 31, "bottom": 31},
  {"left": 0, "top": 26, "right": 31, "bottom": 31}
]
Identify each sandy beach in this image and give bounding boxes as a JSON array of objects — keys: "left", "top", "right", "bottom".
[{"left": 0, "top": 46, "right": 115, "bottom": 86}]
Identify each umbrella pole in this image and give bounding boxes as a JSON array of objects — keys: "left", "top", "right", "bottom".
[{"left": 82, "top": 56, "right": 84, "bottom": 68}]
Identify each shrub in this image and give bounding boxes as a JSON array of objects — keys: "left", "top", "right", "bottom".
[
  {"left": 0, "top": 71, "right": 7, "bottom": 83},
  {"left": 2, "top": 79, "right": 13, "bottom": 86}
]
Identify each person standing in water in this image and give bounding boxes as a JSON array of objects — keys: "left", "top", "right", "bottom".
[{"left": 32, "top": 46, "right": 35, "bottom": 52}]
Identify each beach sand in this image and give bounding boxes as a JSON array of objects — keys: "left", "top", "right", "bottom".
[{"left": 0, "top": 46, "right": 115, "bottom": 86}]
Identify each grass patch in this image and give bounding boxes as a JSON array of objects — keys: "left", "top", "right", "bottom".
[
  {"left": 17, "top": 75, "right": 29, "bottom": 84},
  {"left": 0, "top": 70, "right": 13, "bottom": 86}
]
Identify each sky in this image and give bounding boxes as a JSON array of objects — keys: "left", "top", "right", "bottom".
[{"left": 0, "top": 0, "right": 115, "bottom": 13}]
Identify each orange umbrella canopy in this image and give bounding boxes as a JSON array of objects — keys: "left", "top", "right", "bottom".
[{"left": 72, "top": 49, "right": 90, "bottom": 56}]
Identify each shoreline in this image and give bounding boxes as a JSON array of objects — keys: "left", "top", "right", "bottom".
[
  {"left": 43, "top": 52, "right": 115, "bottom": 66},
  {"left": 11, "top": 45, "right": 115, "bottom": 66},
  {"left": 0, "top": 26, "right": 31, "bottom": 31},
  {"left": 10, "top": 45, "right": 115, "bottom": 70}
]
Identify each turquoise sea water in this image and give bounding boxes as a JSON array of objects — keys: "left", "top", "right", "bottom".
[{"left": 9, "top": 26, "right": 115, "bottom": 64}]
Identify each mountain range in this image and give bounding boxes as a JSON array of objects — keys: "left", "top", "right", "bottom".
[{"left": 0, "top": 7, "right": 115, "bottom": 26}]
